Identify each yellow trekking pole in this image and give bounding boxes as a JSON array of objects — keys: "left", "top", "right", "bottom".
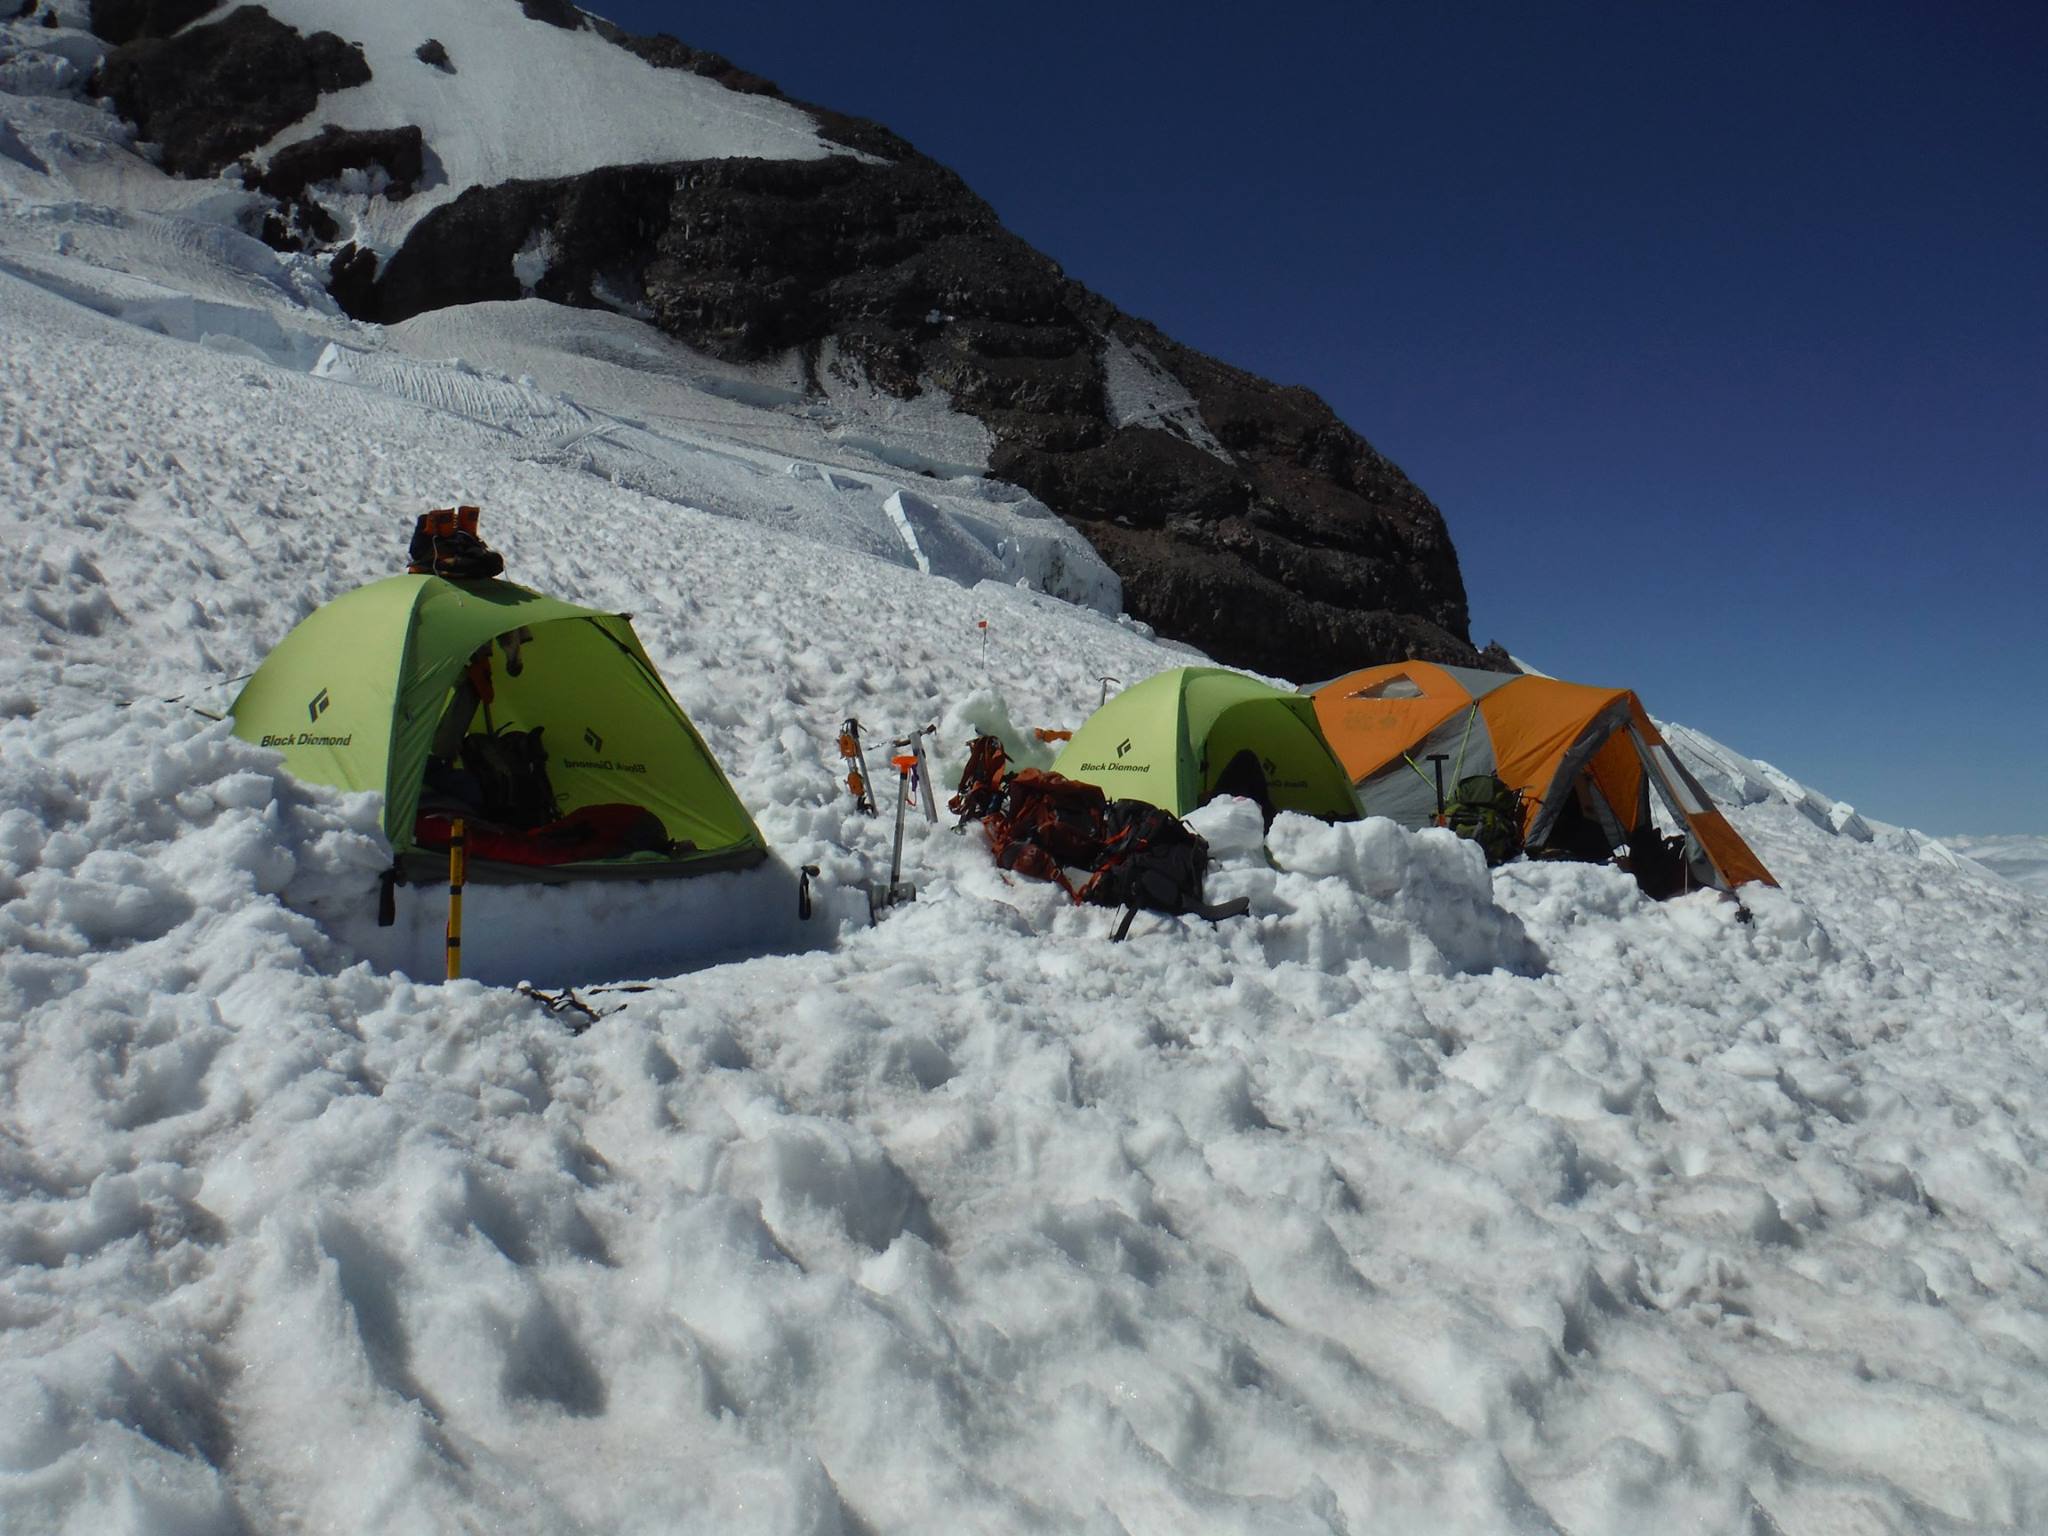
[{"left": 446, "top": 818, "right": 466, "bottom": 980}]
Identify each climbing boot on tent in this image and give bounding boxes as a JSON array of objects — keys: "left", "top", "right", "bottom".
[{"left": 407, "top": 505, "right": 504, "bottom": 580}]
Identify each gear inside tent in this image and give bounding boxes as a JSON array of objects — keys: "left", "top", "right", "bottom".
[
  {"left": 1051, "top": 666, "right": 1360, "bottom": 822},
  {"left": 1308, "top": 660, "right": 1775, "bottom": 893},
  {"left": 230, "top": 573, "right": 768, "bottom": 887}
]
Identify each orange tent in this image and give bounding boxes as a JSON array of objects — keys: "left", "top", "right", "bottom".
[{"left": 1309, "top": 661, "right": 1774, "bottom": 891}]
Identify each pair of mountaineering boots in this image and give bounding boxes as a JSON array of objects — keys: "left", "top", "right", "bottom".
[{"left": 408, "top": 505, "right": 505, "bottom": 580}]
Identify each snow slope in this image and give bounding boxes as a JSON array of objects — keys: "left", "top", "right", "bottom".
[
  {"left": 1940, "top": 835, "right": 2048, "bottom": 903},
  {"left": 7, "top": 11, "right": 2048, "bottom": 1535}
]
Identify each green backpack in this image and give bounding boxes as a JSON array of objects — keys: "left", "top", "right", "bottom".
[{"left": 1444, "top": 773, "right": 1524, "bottom": 866}]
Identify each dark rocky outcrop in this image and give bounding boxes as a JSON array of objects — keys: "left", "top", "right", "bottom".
[
  {"left": 597, "top": 31, "right": 778, "bottom": 97},
  {"left": 90, "top": 5, "right": 368, "bottom": 178},
  {"left": 516, "top": 0, "right": 583, "bottom": 32},
  {"left": 370, "top": 166, "right": 687, "bottom": 320},
  {"left": 254, "top": 123, "right": 423, "bottom": 201},
  {"left": 326, "top": 241, "right": 380, "bottom": 317},
  {"left": 415, "top": 38, "right": 453, "bottom": 73}
]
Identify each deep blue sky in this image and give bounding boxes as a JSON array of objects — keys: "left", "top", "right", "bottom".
[{"left": 604, "top": 1, "right": 2045, "bottom": 835}]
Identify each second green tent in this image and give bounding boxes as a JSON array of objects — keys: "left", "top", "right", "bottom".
[{"left": 1052, "top": 667, "right": 1360, "bottom": 820}]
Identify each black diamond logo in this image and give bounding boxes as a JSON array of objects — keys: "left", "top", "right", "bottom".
[
  {"left": 308, "top": 688, "right": 330, "bottom": 722},
  {"left": 584, "top": 727, "right": 603, "bottom": 753},
  {"left": 1116, "top": 736, "right": 1133, "bottom": 759}
]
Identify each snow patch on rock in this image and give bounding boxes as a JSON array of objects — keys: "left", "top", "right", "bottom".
[{"left": 1099, "top": 332, "right": 1231, "bottom": 462}]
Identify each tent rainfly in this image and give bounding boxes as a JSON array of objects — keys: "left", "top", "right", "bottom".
[
  {"left": 1052, "top": 666, "right": 1361, "bottom": 820},
  {"left": 231, "top": 574, "right": 766, "bottom": 882},
  {"left": 1308, "top": 660, "right": 1774, "bottom": 891}
]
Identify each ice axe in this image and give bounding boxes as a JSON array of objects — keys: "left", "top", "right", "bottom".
[
  {"left": 868, "top": 751, "right": 921, "bottom": 922},
  {"left": 893, "top": 724, "right": 938, "bottom": 824},
  {"left": 1426, "top": 753, "right": 1450, "bottom": 823}
]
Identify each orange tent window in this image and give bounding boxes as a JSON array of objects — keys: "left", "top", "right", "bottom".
[{"left": 1349, "top": 674, "right": 1424, "bottom": 700}]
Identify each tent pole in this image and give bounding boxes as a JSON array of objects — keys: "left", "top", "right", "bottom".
[{"left": 446, "top": 819, "right": 465, "bottom": 980}]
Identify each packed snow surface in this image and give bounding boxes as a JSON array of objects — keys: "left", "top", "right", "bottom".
[{"left": 6, "top": 11, "right": 2048, "bottom": 1535}]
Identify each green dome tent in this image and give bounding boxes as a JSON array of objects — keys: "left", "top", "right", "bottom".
[
  {"left": 1051, "top": 667, "right": 1361, "bottom": 820},
  {"left": 231, "top": 575, "right": 766, "bottom": 881}
]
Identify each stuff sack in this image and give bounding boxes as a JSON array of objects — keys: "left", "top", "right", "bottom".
[
  {"left": 1443, "top": 772, "right": 1524, "bottom": 866},
  {"left": 1081, "top": 801, "right": 1211, "bottom": 915},
  {"left": 462, "top": 726, "right": 560, "bottom": 828}
]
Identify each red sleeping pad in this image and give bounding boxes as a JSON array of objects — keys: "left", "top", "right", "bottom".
[{"left": 415, "top": 804, "right": 674, "bottom": 867}]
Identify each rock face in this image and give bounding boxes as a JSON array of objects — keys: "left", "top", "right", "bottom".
[
  {"left": 91, "top": 5, "right": 368, "bottom": 178},
  {"left": 86, "top": 7, "right": 1502, "bottom": 681},
  {"left": 256, "top": 124, "right": 423, "bottom": 204}
]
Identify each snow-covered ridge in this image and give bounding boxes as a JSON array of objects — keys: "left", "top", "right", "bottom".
[
  {"left": 252, "top": 0, "right": 847, "bottom": 251},
  {"left": 7, "top": 9, "right": 2048, "bottom": 1532}
]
